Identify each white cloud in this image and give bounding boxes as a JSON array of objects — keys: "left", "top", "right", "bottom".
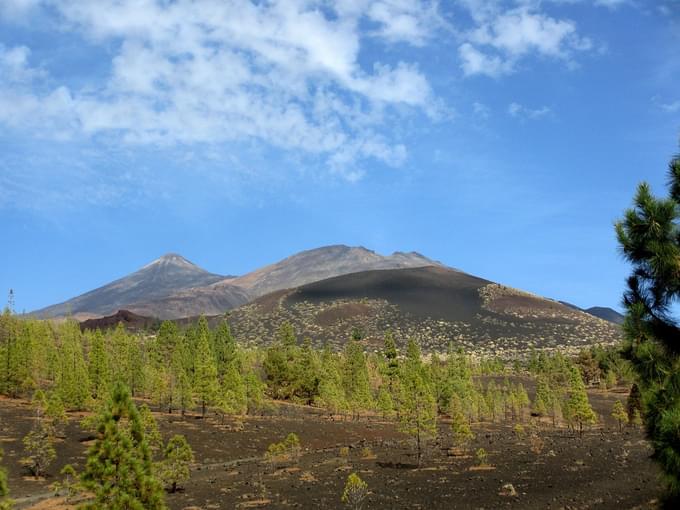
[
  {"left": 472, "top": 101, "right": 491, "bottom": 119},
  {"left": 365, "top": 0, "right": 444, "bottom": 46},
  {"left": 0, "top": 0, "right": 442, "bottom": 176},
  {"left": 660, "top": 100, "right": 680, "bottom": 113},
  {"left": 457, "top": 4, "right": 593, "bottom": 77},
  {"left": 459, "top": 42, "right": 513, "bottom": 77},
  {"left": 507, "top": 101, "right": 551, "bottom": 119}
]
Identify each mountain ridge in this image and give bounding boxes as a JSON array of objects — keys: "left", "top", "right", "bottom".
[{"left": 31, "top": 245, "right": 443, "bottom": 319}]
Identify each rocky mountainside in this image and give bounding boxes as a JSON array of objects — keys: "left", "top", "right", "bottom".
[
  {"left": 226, "top": 245, "right": 444, "bottom": 299},
  {"left": 33, "top": 245, "right": 443, "bottom": 319},
  {"left": 32, "top": 254, "right": 231, "bottom": 319}
]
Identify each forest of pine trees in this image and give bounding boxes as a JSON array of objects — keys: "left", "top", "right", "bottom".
[{"left": 0, "top": 305, "right": 637, "bottom": 507}]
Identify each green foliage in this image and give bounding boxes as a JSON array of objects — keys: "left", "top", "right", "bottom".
[
  {"left": 88, "top": 330, "right": 110, "bottom": 400},
  {"left": 193, "top": 316, "right": 219, "bottom": 417},
  {"left": 611, "top": 400, "right": 629, "bottom": 432},
  {"left": 632, "top": 409, "right": 643, "bottom": 428},
  {"left": 56, "top": 320, "right": 90, "bottom": 410},
  {"left": 154, "top": 321, "right": 179, "bottom": 367},
  {"left": 169, "top": 337, "right": 192, "bottom": 415},
  {"left": 263, "top": 322, "right": 301, "bottom": 400},
  {"left": 22, "top": 419, "right": 56, "bottom": 478},
  {"left": 343, "top": 339, "right": 374, "bottom": 417},
  {"left": 616, "top": 154, "right": 680, "bottom": 498},
  {"left": 475, "top": 447, "right": 488, "bottom": 466},
  {"left": 51, "top": 464, "right": 81, "bottom": 502},
  {"left": 138, "top": 405, "right": 163, "bottom": 456},
  {"left": 341, "top": 472, "right": 368, "bottom": 510},
  {"left": 450, "top": 393, "right": 473, "bottom": 446},
  {"left": 376, "top": 386, "right": 394, "bottom": 419},
  {"left": 220, "top": 364, "right": 247, "bottom": 416},
  {"left": 158, "top": 435, "right": 194, "bottom": 493},
  {"left": 0, "top": 448, "right": 12, "bottom": 510},
  {"left": 397, "top": 339, "right": 437, "bottom": 465},
  {"left": 213, "top": 320, "right": 237, "bottom": 376},
  {"left": 80, "top": 382, "right": 166, "bottom": 509},
  {"left": 533, "top": 376, "right": 552, "bottom": 417},
  {"left": 565, "top": 366, "right": 597, "bottom": 436},
  {"left": 265, "top": 433, "right": 301, "bottom": 470},
  {"left": 627, "top": 383, "right": 643, "bottom": 421},
  {"left": 605, "top": 370, "right": 617, "bottom": 390}
]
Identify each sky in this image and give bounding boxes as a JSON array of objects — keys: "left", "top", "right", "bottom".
[{"left": 0, "top": 0, "right": 679, "bottom": 314}]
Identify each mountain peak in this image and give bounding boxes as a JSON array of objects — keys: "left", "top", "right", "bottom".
[{"left": 146, "top": 253, "right": 199, "bottom": 269}]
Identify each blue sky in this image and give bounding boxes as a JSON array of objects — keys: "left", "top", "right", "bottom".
[{"left": 0, "top": 0, "right": 678, "bottom": 313}]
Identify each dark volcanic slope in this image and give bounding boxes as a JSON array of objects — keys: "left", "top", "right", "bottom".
[
  {"left": 287, "top": 266, "right": 489, "bottom": 321},
  {"left": 79, "top": 310, "right": 160, "bottom": 331},
  {"left": 32, "top": 254, "right": 229, "bottom": 319},
  {"left": 227, "top": 266, "right": 622, "bottom": 355}
]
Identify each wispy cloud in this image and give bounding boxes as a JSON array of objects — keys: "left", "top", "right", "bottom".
[
  {"left": 457, "top": 2, "right": 593, "bottom": 78},
  {"left": 507, "top": 102, "right": 552, "bottom": 120},
  {"left": 0, "top": 0, "right": 444, "bottom": 177}
]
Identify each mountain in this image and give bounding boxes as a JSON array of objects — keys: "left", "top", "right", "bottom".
[
  {"left": 33, "top": 245, "right": 443, "bottom": 319},
  {"left": 227, "top": 245, "right": 444, "bottom": 299},
  {"left": 558, "top": 301, "right": 624, "bottom": 325},
  {"left": 584, "top": 306, "right": 625, "bottom": 325},
  {"left": 227, "top": 266, "right": 622, "bottom": 354},
  {"left": 32, "top": 254, "right": 231, "bottom": 319}
]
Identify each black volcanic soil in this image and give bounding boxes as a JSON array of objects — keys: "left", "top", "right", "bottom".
[
  {"left": 286, "top": 266, "right": 489, "bottom": 322},
  {"left": 0, "top": 387, "right": 661, "bottom": 510}
]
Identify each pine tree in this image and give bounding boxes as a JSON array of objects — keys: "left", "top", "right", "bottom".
[
  {"left": 450, "top": 393, "right": 474, "bottom": 447},
  {"left": 341, "top": 472, "right": 368, "bottom": 510},
  {"left": 616, "top": 153, "right": 680, "bottom": 498},
  {"left": 213, "top": 320, "right": 237, "bottom": 376},
  {"left": 296, "top": 338, "right": 321, "bottom": 403},
  {"left": 220, "top": 364, "right": 247, "bottom": 416},
  {"left": 88, "top": 330, "right": 110, "bottom": 400},
  {"left": 376, "top": 386, "right": 394, "bottom": 420},
  {"left": 154, "top": 321, "right": 179, "bottom": 367},
  {"left": 383, "top": 331, "right": 399, "bottom": 393},
  {"left": 532, "top": 376, "right": 552, "bottom": 419},
  {"left": 317, "top": 349, "right": 348, "bottom": 417},
  {"left": 263, "top": 322, "right": 300, "bottom": 400},
  {"left": 169, "top": 341, "right": 192, "bottom": 416},
  {"left": 343, "top": 339, "right": 374, "bottom": 419},
  {"left": 193, "top": 318, "right": 219, "bottom": 417},
  {"left": 566, "top": 366, "right": 596, "bottom": 437},
  {"left": 138, "top": 405, "right": 163, "bottom": 457},
  {"left": 243, "top": 369, "right": 266, "bottom": 415},
  {"left": 21, "top": 420, "right": 56, "bottom": 478},
  {"left": 611, "top": 400, "right": 629, "bottom": 432},
  {"left": 397, "top": 339, "right": 437, "bottom": 465},
  {"left": 605, "top": 370, "right": 617, "bottom": 390},
  {"left": 45, "top": 392, "right": 68, "bottom": 437},
  {"left": 56, "top": 321, "right": 90, "bottom": 411},
  {"left": 80, "top": 382, "right": 165, "bottom": 509},
  {"left": 0, "top": 307, "right": 21, "bottom": 398},
  {"left": 0, "top": 448, "right": 11, "bottom": 510},
  {"left": 515, "top": 383, "right": 530, "bottom": 422},
  {"left": 158, "top": 435, "right": 194, "bottom": 494}
]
